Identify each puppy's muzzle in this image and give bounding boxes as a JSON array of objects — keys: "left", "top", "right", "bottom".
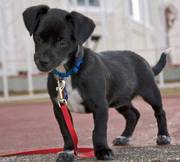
[{"left": 39, "top": 59, "right": 49, "bottom": 67}]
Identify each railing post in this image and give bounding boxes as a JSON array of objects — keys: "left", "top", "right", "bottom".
[
  {"left": 1, "top": 45, "right": 9, "bottom": 98},
  {"left": 159, "top": 71, "right": 165, "bottom": 88},
  {"left": 22, "top": 0, "right": 34, "bottom": 96},
  {"left": 26, "top": 42, "right": 34, "bottom": 96},
  {"left": 100, "top": 0, "right": 107, "bottom": 49},
  {"left": 0, "top": 3, "right": 9, "bottom": 98}
]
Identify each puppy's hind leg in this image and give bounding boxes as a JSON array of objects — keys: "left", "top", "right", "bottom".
[
  {"left": 139, "top": 83, "right": 171, "bottom": 145},
  {"left": 113, "top": 104, "right": 140, "bottom": 145}
]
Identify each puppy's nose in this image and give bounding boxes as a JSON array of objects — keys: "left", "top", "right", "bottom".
[{"left": 39, "top": 60, "right": 49, "bottom": 66}]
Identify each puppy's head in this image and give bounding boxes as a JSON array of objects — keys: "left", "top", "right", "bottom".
[{"left": 23, "top": 5, "right": 95, "bottom": 72}]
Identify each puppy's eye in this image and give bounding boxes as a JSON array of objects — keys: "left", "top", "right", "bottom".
[
  {"left": 34, "top": 35, "right": 42, "bottom": 44},
  {"left": 57, "top": 39, "right": 67, "bottom": 48}
]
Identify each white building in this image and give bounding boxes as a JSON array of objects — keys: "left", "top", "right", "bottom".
[
  {"left": 0, "top": 0, "right": 170, "bottom": 76},
  {"left": 0, "top": 0, "right": 179, "bottom": 99},
  {"left": 167, "top": 0, "right": 180, "bottom": 65}
]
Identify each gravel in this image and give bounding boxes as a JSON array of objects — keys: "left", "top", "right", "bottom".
[{"left": 1, "top": 145, "right": 180, "bottom": 162}]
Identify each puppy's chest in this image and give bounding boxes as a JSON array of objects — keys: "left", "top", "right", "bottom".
[{"left": 65, "top": 77, "right": 86, "bottom": 113}]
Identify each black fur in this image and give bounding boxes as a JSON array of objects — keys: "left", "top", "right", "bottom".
[
  {"left": 152, "top": 53, "right": 167, "bottom": 75},
  {"left": 23, "top": 5, "right": 171, "bottom": 161},
  {"left": 23, "top": 5, "right": 50, "bottom": 36},
  {"left": 56, "top": 152, "right": 75, "bottom": 162}
]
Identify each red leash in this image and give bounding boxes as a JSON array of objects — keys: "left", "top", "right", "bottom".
[
  {"left": 0, "top": 79, "right": 94, "bottom": 158},
  {"left": 0, "top": 148, "right": 94, "bottom": 158},
  {"left": 61, "top": 104, "right": 78, "bottom": 155},
  {"left": 0, "top": 103, "right": 94, "bottom": 159},
  {"left": 60, "top": 104, "right": 95, "bottom": 158}
]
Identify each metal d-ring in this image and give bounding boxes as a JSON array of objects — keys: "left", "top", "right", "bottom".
[{"left": 56, "top": 79, "right": 67, "bottom": 105}]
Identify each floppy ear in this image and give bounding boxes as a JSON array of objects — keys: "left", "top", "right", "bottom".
[
  {"left": 66, "top": 11, "right": 95, "bottom": 44},
  {"left": 23, "top": 5, "right": 50, "bottom": 36}
]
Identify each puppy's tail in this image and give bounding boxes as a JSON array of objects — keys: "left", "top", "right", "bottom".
[{"left": 152, "top": 48, "right": 171, "bottom": 76}]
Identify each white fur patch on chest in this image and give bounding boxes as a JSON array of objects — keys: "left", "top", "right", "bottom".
[{"left": 66, "top": 77, "right": 86, "bottom": 113}]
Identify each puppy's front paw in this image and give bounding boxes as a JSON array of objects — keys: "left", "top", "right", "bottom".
[
  {"left": 156, "top": 135, "right": 171, "bottom": 145},
  {"left": 95, "top": 148, "right": 114, "bottom": 160},
  {"left": 112, "top": 136, "right": 130, "bottom": 145},
  {"left": 56, "top": 151, "right": 75, "bottom": 162}
]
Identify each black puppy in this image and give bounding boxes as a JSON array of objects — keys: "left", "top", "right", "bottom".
[{"left": 23, "top": 5, "right": 171, "bottom": 161}]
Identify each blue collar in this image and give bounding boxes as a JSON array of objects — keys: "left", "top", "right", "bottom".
[{"left": 52, "top": 57, "right": 83, "bottom": 79}]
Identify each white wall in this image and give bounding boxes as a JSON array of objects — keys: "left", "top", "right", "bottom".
[
  {"left": 0, "top": 0, "right": 169, "bottom": 76},
  {"left": 169, "top": 0, "right": 180, "bottom": 64},
  {"left": 0, "top": 0, "right": 17, "bottom": 76}
]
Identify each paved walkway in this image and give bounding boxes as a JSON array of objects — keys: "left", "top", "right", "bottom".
[
  {"left": 1, "top": 146, "right": 180, "bottom": 162},
  {"left": 0, "top": 96, "right": 180, "bottom": 161}
]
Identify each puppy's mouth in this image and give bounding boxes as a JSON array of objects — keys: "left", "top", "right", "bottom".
[
  {"left": 35, "top": 60, "right": 65, "bottom": 73},
  {"left": 35, "top": 60, "right": 53, "bottom": 72}
]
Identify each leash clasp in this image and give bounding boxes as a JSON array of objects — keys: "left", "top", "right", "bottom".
[{"left": 56, "top": 79, "right": 67, "bottom": 105}]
